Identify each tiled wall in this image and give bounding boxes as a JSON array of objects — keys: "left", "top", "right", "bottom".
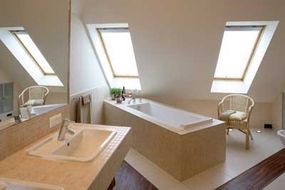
[
  {"left": 104, "top": 102, "right": 226, "bottom": 181},
  {"left": 0, "top": 105, "right": 69, "bottom": 160},
  {"left": 70, "top": 86, "right": 109, "bottom": 124}
]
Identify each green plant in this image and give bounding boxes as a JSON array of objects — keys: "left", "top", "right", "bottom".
[{"left": 110, "top": 88, "right": 122, "bottom": 97}]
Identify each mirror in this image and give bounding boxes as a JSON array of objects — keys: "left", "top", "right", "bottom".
[{"left": 0, "top": 0, "right": 70, "bottom": 130}]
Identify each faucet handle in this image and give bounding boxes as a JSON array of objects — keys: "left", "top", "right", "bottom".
[
  {"left": 62, "top": 118, "right": 74, "bottom": 124},
  {"left": 63, "top": 118, "right": 71, "bottom": 122}
]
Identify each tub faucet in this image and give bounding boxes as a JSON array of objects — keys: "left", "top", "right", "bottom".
[
  {"left": 128, "top": 94, "right": 136, "bottom": 104},
  {"left": 58, "top": 119, "right": 75, "bottom": 141}
]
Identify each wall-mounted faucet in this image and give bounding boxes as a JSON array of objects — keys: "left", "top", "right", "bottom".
[{"left": 57, "top": 119, "right": 75, "bottom": 141}]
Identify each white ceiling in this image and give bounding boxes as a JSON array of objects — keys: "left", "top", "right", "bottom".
[
  {"left": 0, "top": 0, "right": 70, "bottom": 93},
  {"left": 76, "top": 0, "right": 285, "bottom": 102}
]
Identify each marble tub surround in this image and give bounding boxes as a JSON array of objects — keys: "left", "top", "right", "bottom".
[
  {"left": 0, "top": 123, "right": 132, "bottom": 190},
  {"left": 0, "top": 105, "right": 69, "bottom": 161},
  {"left": 104, "top": 99, "right": 223, "bottom": 135},
  {"left": 104, "top": 99, "right": 226, "bottom": 181}
]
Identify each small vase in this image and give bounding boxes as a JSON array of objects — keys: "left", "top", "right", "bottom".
[{"left": 116, "top": 97, "right": 122, "bottom": 104}]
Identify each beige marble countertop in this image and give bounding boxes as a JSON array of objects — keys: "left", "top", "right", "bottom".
[{"left": 0, "top": 123, "right": 131, "bottom": 190}]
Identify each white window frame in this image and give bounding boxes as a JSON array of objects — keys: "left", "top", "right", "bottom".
[
  {"left": 87, "top": 23, "right": 141, "bottom": 90},
  {"left": 97, "top": 27, "right": 139, "bottom": 78},
  {"left": 0, "top": 27, "right": 63, "bottom": 86},
  {"left": 11, "top": 30, "right": 56, "bottom": 75},
  {"left": 214, "top": 25, "right": 264, "bottom": 81},
  {"left": 211, "top": 21, "right": 279, "bottom": 94}
]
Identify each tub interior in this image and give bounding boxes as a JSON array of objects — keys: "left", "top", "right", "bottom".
[{"left": 128, "top": 102, "right": 212, "bottom": 129}]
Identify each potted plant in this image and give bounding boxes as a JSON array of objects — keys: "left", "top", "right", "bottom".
[{"left": 110, "top": 88, "right": 122, "bottom": 103}]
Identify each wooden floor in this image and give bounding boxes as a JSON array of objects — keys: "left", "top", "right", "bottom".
[
  {"left": 216, "top": 148, "right": 285, "bottom": 190},
  {"left": 111, "top": 161, "right": 158, "bottom": 190}
]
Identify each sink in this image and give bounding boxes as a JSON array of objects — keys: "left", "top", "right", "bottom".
[
  {"left": 27, "top": 125, "right": 116, "bottom": 162},
  {"left": 0, "top": 178, "right": 63, "bottom": 190}
]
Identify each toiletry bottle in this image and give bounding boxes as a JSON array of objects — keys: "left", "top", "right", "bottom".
[{"left": 122, "top": 86, "right": 126, "bottom": 101}]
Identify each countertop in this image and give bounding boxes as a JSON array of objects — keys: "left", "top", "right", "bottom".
[{"left": 0, "top": 123, "right": 131, "bottom": 190}]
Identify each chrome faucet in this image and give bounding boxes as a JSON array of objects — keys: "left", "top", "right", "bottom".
[
  {"left": 128, "top": 94, "right": 136, "bottom": 104},
  {"left": 58, "top": 119, "right": 75, "bottom": 141},
  {"left": 128, "top": 90, "right": 142, "bottom": 104}
]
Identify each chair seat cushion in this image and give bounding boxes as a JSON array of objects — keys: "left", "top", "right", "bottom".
[
  {"left": 219, "top": 110, "right": 247, "bottom": 122},
  {"left": 23, "top": 99, "right": 44, "bottom": 107},
  {"left": 229, "top": 111, "right": 247, "bottom": 121},
  {"left": 219, "top": 110, "right": 236, "bottom": 121}
]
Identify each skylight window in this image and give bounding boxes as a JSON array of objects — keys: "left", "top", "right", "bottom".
[
  {"left": 97, "top": 28, "right": 139, "bottom": 77},
  {"left": 214, "top": 26, "right": 263, "bottom": 80},
  {"left": 211, "top": 21, "right": 279, "bottom": 94},
  {"left": 12, "top": 31, "right": 55, "bottom": 75},
  {"left": 87, "top": 23, "right": 141, "bottom": 90},
  {"left": 0, "top": 27, "right": 63, "bottom": 86}
]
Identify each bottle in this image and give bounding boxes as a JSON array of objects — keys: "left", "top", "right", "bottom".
[{"left": 122, "top": 86, "right": 126, "bottom": 101}]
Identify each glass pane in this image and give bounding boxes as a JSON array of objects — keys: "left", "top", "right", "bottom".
[
  {"left": 16, "top": 32, "right": 55, "bottom": 74},
  {"left": 214, "top": 28, "right": 260, "bottom": 79},
  {"left": 0, "top": 83, "right": 13, "bottom": 114},
  {"left": 101, "top": 30, "right": 139, "bottom": 77}
]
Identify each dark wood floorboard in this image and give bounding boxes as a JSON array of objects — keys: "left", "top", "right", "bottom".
[
  {"left": 112, "top": 161, "right": 158, "bottom": 190},
  {"left": 216, "top": 148, "right": 285, "bottom": 190}
]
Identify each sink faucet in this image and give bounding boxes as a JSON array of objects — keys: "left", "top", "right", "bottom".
[{"left": 58, "top": 119, "right": 75, "bottom": 141}]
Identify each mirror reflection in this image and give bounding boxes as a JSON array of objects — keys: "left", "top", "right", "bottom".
[{"left": 0, "top": 0, "right": 69, "bottom": 130}]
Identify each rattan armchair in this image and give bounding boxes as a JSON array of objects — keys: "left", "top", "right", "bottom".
[
  {"left": 18, "top": 86, "right": 49, "bottom": 107},
  {"left": 218, "top": 94, "right": 255, "bottom": 149}
]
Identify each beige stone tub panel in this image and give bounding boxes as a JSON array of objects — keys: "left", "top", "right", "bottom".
[
  {"left": 104, "top": 102, "right": 183, "bottom": 179},
  {"left": 104, "top": 102, "right": 226, "bottom": 181},
  {"left": 181, "top": 123, "right": 226, "bottom": 180},
  {"left": 133, "top": 119, "right": 183, "bottom": 180}
]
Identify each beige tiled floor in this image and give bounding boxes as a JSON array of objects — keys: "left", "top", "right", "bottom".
[
  {"left": 264, "top": 173, "right": 285, "bottom": 190},
  {"left": 125, "top": 128, "right": 284, "bottom": 190}
]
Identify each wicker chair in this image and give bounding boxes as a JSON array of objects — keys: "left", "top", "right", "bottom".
[
  {"left": 218, "top": 94, "right": 255, "bottom": 149},
  {"left": 18, "top": 86, "right": 49, "bottom": 107}
]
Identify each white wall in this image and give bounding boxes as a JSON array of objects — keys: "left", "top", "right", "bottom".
[
  {"left": 79, "top": 0, "right": 285, "bottom": 103},
  {"left": 70, "top": 13, "right": 107, "bottom": 95},
  {"left": 69, "top": 12, "right": 109, "bottom": 124},
  {"left": 0, "top": 0, "right": 69, "bottom": 97},
  {"left": 71, "top": 0, "right": 285, "bottom": 127},
  {"left": 272, "top": 94, "right": 282, "bottom": 129}
]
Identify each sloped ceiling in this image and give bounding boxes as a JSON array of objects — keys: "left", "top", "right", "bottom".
[
  {"left": 79, "top": 0, "right": 285, "bottom": 102},
  {"left": 0, "top": 42, "right": 30, "bottom": 90},
  {"left": 0, "top": 0, "right": 70, "bottom": 93}
]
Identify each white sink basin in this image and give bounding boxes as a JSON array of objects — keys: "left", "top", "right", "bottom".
[
  {"left": 27, "top": 125, "right": 116, "bottom": 162},
  {"left": 0, "top": 178, "right": 63, "bottom": 190}
]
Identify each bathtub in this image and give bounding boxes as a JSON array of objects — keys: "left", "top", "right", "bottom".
[
  {"left": 277, "top": 130, "right": 285, "bottom": 146},
  {"left": 104, "top": 99, "right": 225, "bottom": 181},
  {"left": 128, "top": 102, "right": 212, "bottom": 130},
  {"left": 30, "top": 104, "right": 66, "bottom": 115}
]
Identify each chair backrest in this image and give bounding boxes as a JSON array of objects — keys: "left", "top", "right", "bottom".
[
  {"left": 18, "top": 86, "right": 49, "bottom": 107},
  {"left": 220, "top": 94, "right": 255, "bottom": 114}
]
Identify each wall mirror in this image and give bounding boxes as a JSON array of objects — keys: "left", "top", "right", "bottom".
[{"left": 0, "top": 0, "right": 70, "bottom": 130}]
